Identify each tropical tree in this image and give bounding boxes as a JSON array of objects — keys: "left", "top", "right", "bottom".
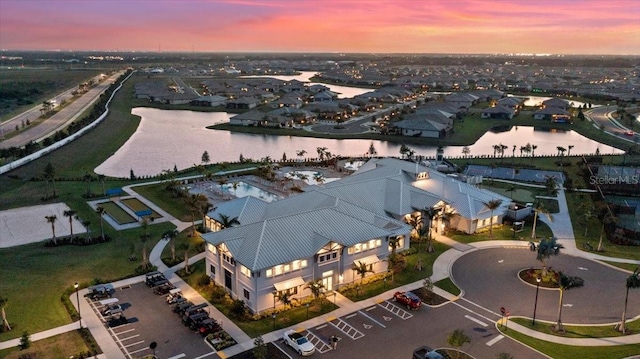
[
  {"left": 523, "top": 143, "right": 532, "bottom": 157},
  {"left": 43, "top": 162, "right": 56, "bottom": 198},
  {"left": 0, "top": 297, "right": 11, "bottom": 331},
  {"left": 615, "top": 268, "right": 640, "bottom": 334},
  {"left": 296, "top": 149, "right": 307, "bottom": 161},
  {"left": 447, "top": 329, "right": 471, "bottom": 359},
  {"left": 367, "top": 142, "right": 377, "bottom": 157},
  {"left": 277, "top": 291, "right": 293, "bottom": 309},
  {"left": 492, "top": 144, "right": 501, "bottom": 158},
  {"left": 511, "top": 145, "right": 516, "bottom": 159},
  {"left": 567, "top": 145, "right": 574, "bottom": 157},
  {"left": 553, "top": 272, "right": 583, "bottom": 333},
  {"left": 304, "top": 279, "right": 326, "bottom": 305},
  {"left": 399, "top": 144, "right": 410, "bottom": 159},
  {"left": 163, "top": 229, "right": 179, "bottom": 262},
  {"left": 83, "top": 173, "right": 93, "bottom": 197},
  {"left": 201, "top": 150, "right": 210, "bottom": 165},
  {"left": 62, "top": 210, "right": 76, "bottom": 238},
  {"left": 437, "top": 204, "right": 456, "bottom": 235},
  {"left": 536, "top": 237, "right": 563, "bottom": 277},
  {"left": 82, "top": 220, "right": 91, "bottom": 242},
  {"left": 217, "top": 214, "right": 240, "bottom": 229},
  {"left": 405, "top": 212, "right": 423, "bottom": 240},
  {"left": 184, "top": 194, "right": 209, "bottom": 237},
  {"left": 140, "top": 218, "right": 150, "bottom": 268},
  {"left": 544, "top": 176, "right": 558, "bottom": 196},
  {"left": 388, "top": 235, "right": 402, "bottom": 258},
  {"left": 98, "top": 174, "right": 106, "bottom": 196},
  {"left": 482, "top": 199, "right": 503, "bottom": 238},
  {"left": 531, "top": 144, "right": 538, "bottom": 157},
  {"left": 422, "top": 207, "right": 438, "bottom": 252},
  {"left": 577, "top": 202, "right": 596, "bottom": 237},
  {"left": 353, "top": 261, "right": 374, "bottom": 284},
  {"left": 96, "top": 205, "right": 106, "bottom": 241},
  {"left": 253, "top": 336, "right": 268, "bottom": 359},
  {"left": 596, "top": 209, "right": 617, "bottom": 252},
  {"left": 179, "top": 242, "right": 191, "bottom": 273},
  {"left": 557, "top": 146, "right": 567, "bottom": 166},
  {"left": 505, "top": 186, "right": 516, "bottom": 199},
  {"left": 462, "top": 146, "right": 470, "bottom": 158},
  {"left": 316, "top": 147, "right": 328, "bottom": 161},
  {"left": 313, "top": 173, "right": 325, "bottom": 185},
  {"left": 500, "top": 144, "right": 508, "bottom": 160},
  {"left": 45, "top": 215, "right": 57, "bottom": 244}
]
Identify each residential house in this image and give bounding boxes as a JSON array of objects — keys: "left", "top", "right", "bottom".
[
  {"left": 226, "top": 97, "right": 261, "bottom": 110},
  {"left": 201, "top": 158, "right": 510, "bottom": 314},
  {"left": 191, "top": 95, "right": 227, "bottom": 107},
  {"left": 481, "top": 105, "right": 515, "bottom": 120},
  {"left": 392, "top": 112, "right": 453, "bottom": 138},
  {"left": 533, "top": 107, "right": 572, "bottom": 122},
  {"left": 542, "top": 98, "right": 571, "bottom": 110},
  {"left": 444, "top": 93, "right": 479, "bottom": 110},
  {"left": 229, "top": 110, "right": 266, "bottom": 126}
]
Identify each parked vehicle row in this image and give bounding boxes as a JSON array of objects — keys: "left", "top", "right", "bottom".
[
  {"left": 393, "top": 291, "right": 422, "bottom": 310},
  {"left": 87, "top": 284, "right": 112, "bottom": 301},
  {"left": 167, "top": 289, "right": 222, "bottom": 336},
  {"left": 146, "top": 271, "right": 168, "bottom": 287}
]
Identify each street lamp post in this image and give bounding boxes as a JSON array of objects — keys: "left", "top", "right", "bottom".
[
  {"left": 272, "top": 313, "right": 276, "bottom": 330},
  {"left": 74, "top": 282, "right": 81, "bottom": 329},
  {"left": 333, "top": 292, "right": 336, "bottom": 307},
  {"left": 532, "top": 277, "right": 541, "bottom": 326},
  {"left": 383, "top": 277, "right": 387, "bottom": 291},
  {"left": 272, "top": 290, "right": 277, "bottom": 330},
  {"left": 306, "top": 303, "right": 310, "bottom": 319}
]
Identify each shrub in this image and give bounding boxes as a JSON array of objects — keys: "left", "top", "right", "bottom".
[
  {"left": 19, "top": 330, "right": 31, "bottom": 349},
  {"left": 197, "top": 274, "right": 211, "bottom": 287},
  {"left": 230, "top": 299, "right": 247, "bottom": 318}
]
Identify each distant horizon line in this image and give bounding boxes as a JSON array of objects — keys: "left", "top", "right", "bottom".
[{"left": 1, "top": 49, "right": 639, "bottom": 57}]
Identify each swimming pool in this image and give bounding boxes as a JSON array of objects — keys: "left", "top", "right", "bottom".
[{"left": 219, "top": 181, "right": 281, "bottom": 202}]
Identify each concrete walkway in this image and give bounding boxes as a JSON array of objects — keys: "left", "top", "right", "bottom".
[{"left": 4, "top": 180, "right": 640, "bottom": 356}]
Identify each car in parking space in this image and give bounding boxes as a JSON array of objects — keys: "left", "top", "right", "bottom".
[
  {"left": 413, "top": 346, "right": 444, "bottom": 359},
  {"left": 393, "top": 291, "right": 422, "bottom": 310},
  {"left": 283, "top": 330, "right": 315, "bottom": 356}
]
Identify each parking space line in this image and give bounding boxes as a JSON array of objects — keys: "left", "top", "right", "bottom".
[
  {"left": 124, "top": 340, "right": 145, "bottom": 348},
  {"left": 115, "top": 328, "right": 135, "bottom": 335},
  {"left": 486, "top": 335, "right": 505, "bottom": 346},
  {"left": 329, "top": 318, "right": 364, "bottom": 340},
  {"left": 316, "top": 324, "right": 328, "bottom": 330},
  {"left": 167, "top": 354, "right": 187, "bottom": 359},
  {"left": 464, "top": 315, "right": 488, "bottom": 327},
  {"left": 378, "top": 301, "right": 413, "bottom": 320},
  {"left": 305, "top": 331, "right": 332, "bottom": 353},
  {"left": 365, "top": 306, "right": 376, "bottom": 312},
  {"left": 119, "top": 334, "right": 141, "bottom": 341},
  {"left": 128, "top": 347, "right": 150, "bottom": 355},
  {"left": 357, "top": 310, "right": 386, "bottom": 328},
  {"left": 345, "top": 313, "right": 357, "bottom": 319},
  {"left": 193, "top": 351, "right": 221, "bottom": 359}
]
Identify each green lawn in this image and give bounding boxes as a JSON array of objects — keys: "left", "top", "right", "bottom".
[
  {"left": 511, "top": 317, "right": 640, "bottom": 339},
  {"left": 434, "top": 277, "right": 461, "bottom": 296},
  {"left": 0, "top": 221, "right": 174, "bottom": 341},
  {"left": 161, "top": 229, "right": 205, "bottom": 266},
  {"left": 0, "top": 329, "right": 95, "bottom": 359},
  {"left": 450, "top": 219, "right": 553, "bottom": 244},
  {"left": 120, "top": 197, "right": 162, "bottom": 220},
  {"left": 501, "top": 326, "right": 640, "bottom": 359}
]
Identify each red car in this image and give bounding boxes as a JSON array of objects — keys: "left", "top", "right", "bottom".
[
  {"left": 393, "top": 291, "right": 422, "bottom": 310},
  {"left": 624, "top": 130, "right": 634, "bottom": 136}
]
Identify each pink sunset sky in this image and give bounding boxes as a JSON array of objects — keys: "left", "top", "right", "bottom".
[{"left": 1, "top": 0, "right": 638, "bottom": 54}]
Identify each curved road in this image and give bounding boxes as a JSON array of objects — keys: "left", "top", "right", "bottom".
[
  {"left": 0, "top": 71, "right": 124, "bottom": 149},
  {"left": 451, "top": 247, "right": 640, "bottom": 325},
  {"left": 585, "top": 106, "right": 639, "bottom": 144}
]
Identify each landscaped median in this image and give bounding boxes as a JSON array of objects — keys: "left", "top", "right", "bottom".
[{"left": 499, "top": 318, "right": 640, "bottom": 359}]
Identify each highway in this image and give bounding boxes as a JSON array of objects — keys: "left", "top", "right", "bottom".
[
  {"left": 0, "top": 72, "right": 124, "bottom": 150},
  {"left": 585, "top": 105, "right": 639, "bottom": 144}
]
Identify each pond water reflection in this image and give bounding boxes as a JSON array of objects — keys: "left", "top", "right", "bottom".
[{"left": 94, "top": 107, "right": 623, "bottom": 178}]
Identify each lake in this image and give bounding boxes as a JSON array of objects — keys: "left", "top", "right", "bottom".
[{"left": 94, "top": 107, "right": 623, "bottom": 178}]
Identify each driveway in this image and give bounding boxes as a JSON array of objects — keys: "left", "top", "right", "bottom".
[{"left": 451, "top": 247, "right": 640, "bottom": 325}]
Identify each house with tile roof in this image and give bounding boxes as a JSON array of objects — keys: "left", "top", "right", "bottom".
[
  {"left": 533, "top": 106, "right": 572, "bottom": 122},
  {"left": 201, "top": 158, "right": 510, "bottom": 314},
  {"left": 481, "top": 105, "right": 516, "bottom": 120}
]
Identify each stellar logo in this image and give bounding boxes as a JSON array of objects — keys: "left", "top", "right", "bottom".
[{"left": 590, "top": 175, "right": 639, "bottom": 185}]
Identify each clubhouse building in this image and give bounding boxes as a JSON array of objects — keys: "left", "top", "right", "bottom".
[{"left": 201, "top": 158, "right": 511, "bottom": 314}]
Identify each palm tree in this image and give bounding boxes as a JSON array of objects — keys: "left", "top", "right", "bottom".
[
  {"left": 553, "top": 272, "right": 582, "bottom": 333},
  {"left": 544, "top": 176, "right": 558, "bottom": 196},
  {"left": 367, "top": 142, "right": 377, "bottom": 157},
  {"left": 45, "top": 215, "right": 57, "bottom": 244},
  {"left": 0, "top": 297, "right": 11, "bottom": 331},
  {"left": 316, "top": 147, "right": 327, "bottom": 162},
  {"left": 531, "top": 201, "right": 552, "bottom": 240},
  {"left": 43, "top": 162, "right": 56, "bottom": 198},
  {"left": 557, "top": 146, "right": 567, "bottom": 166},
  {"left": 482, "top": 199, "right": 503, "bottom": 238},
  {"left": 179, "top": 242, "right": 191, "bottom": 273},
  {"left": 531, "top": 144, "right": 537, "bottom": 157},
  {"left": 83, "top": 174, "right": 93, "bottom": 197},
  {"left": 512, "top": 145, "right": 516, "bottom": 159},
  {"left": 422, "top": 207, "right": 438, "bottom": 252},
  {"left": 567, "top": 145, "right": 574, "bottom": 157},
  {"left": 524, "top": 143, "right": 532, "bottom": 157},
  {"left": 405, "top": 212, "right": 423, "bottom": 240},
  {"left": 98, "top": 174, "right": 106, "bottom": 196},
  {"left": 296, "top": 149, "right": 307, "bottom": 161},
  {"left": 277, "top": 291, "right": 294, "bottom": 309},
  {"left": 353, "top": 261, "right": 374, "bottom": 284},
  {"left": 388, "top": 236, "right": 401, "bottom": 258},
  {"left": 140, "top": 218, "right": 150, "bottom": 268},
  {"left": 615, "top": 268, "right": 640, "bottom": 334},
  {"left": 313, "top": 173, "right": 325, "bottom": 185},
  {"left": 81, "top": 220, "right": 91, "bottom": 242},
  {"left": 492, "top": 144, "right": 501, "bottom": 158},
  {"left": 536, "top": 237, "right": 563, "bottom": 277},
  {"left": 505, "top": 186, "right": 516, "bottom": 199},
  {"left": 63, "top": 210, "right": 77, "bottom": 238},
  {"left": 217, "top": 214, "right": 240, "bottom": 229},
  {"left": 596, "top": 209, "right": 617, "bottom": 252},
  {"left": 304, "top": 279, "right": 326, "bottom": 305},
  {"left": 184, "top": 194, "right": 208, "bottom": 237},
  {"left": 163, "top": 229, "right": 179, "bottom": 262},
  {"left": 95, "top": 206, "right": 106, "bottom": 241},
  {"left": 576, "top": 202, "right": 596, "bottom": 237}
]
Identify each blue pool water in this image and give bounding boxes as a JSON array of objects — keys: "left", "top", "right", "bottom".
[{"left": 219, "top": 181, "right": 281, "bottom": 202}]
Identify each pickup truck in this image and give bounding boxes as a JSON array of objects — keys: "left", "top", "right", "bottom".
[
  {"left": 283, "top": 330, "right": 315, "bottom": 356},
  {"left": 413, "top": 346, "right": 444, "bottom": 359}
]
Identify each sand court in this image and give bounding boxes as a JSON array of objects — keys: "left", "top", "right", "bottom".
[{"left": 0, "top": 203, "right": 87, "bottom": 248}]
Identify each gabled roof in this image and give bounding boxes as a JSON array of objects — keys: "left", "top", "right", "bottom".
[
  {"left": 534, "top": 106, "right": 570, "bottom": 115},
  {"left": 482, "top": 105, "right": 515, "bottom": 115},
  {"left": 202, "top": 158, "right": 511, "bottom": 271},
  {"left": 542, "top": 97, "right": 570, "bottom": 108}
]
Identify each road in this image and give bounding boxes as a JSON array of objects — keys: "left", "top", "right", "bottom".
[
  {"left": 0, "top": 72, "right": 123, "bottom": 149},
  {"left": 585, "top": 106, "right": 639, "bottom": 144}
]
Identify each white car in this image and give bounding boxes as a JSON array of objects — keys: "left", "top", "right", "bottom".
[{"left": 283, "top": 329, "right": 315, "bottom": 356}]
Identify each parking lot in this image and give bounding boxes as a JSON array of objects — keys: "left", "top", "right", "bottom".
[
  {"left": 277, "top": 295, "right": 546, "bottom": 359},
  {"left": 89, "top": 282, "right": 216, "bottom": 359}
]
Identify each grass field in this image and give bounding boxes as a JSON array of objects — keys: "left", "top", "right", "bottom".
[
  {"left": 0, "top": 330, "right": 93, "bottom": 359},
  {"left": 120, "top": 197, "right": 162, "bottom": 220},
  {"left": 0, "top": 67, "right": 105, "bottom": 121}
]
